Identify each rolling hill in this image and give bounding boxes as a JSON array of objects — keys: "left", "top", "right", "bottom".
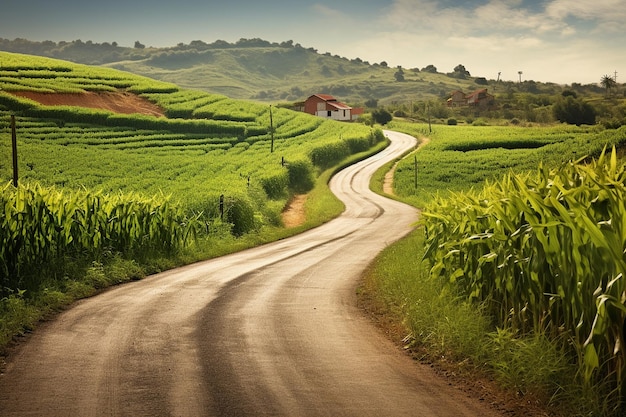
[{"left": 0, "top": 37, "right": 568, "bottom": 107}]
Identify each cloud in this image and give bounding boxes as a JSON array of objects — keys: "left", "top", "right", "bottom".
[
  {"left": 546, "top": 0, "right": 626, "bottom": 24},
  {"left": 383, "top": 0, "right": 571, "bottom": 36},
  {"left": 311, "top": 4, "right": 343, "bottom": 18}
]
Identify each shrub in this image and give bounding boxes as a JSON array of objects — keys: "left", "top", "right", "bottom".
[
  {"left": 552, "top": 96, "right": 596, "bottom": 125},
  {"left": 224, "top": 194, "right": 257, "bottom": 236},
  {"left": 286, "top": 159, "right": 315, "bottom": 193}
]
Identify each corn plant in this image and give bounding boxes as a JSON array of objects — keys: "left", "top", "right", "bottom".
[
  {"left": 0, "top": 182, "right": 198, "bottom": 292},
  {"left": 423, "top": 147, "right": 626, "bottom": 411}
]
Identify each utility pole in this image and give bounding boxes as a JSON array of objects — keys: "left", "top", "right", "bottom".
[
  {"left": 269, "top": 105, "right": 274, "bottom": 153},
  {"left": 518, "top": 71, "right": 523, "bottom": 83},
  {"left": 11, "top": 115, "right": 18, "bottom": 187}
]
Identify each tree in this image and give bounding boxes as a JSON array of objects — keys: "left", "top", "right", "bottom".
[
  {"left": 364, "top": 98, "right": 378, "bottom": 108},
  {"left": 394, "top": 66, "right": 405, "bottom": 82},
  {"left": 134, "top": 41, "right": 145, "bottom": 49},
  {"left": 422, "top": 64, "right": 437, "bottom": 73},
  {"left": 450, "top": 64, "right": 470, "bottom": 79},
  {"left": 372, "top": 109, "right": 393, "bottom": 125},
  {"left": 380, "top": 61, "right": 388, "bottom": 67},
  {"left": 552, "top": 96, "right": 596, "bottom": 125},
  {"left": 600, "top": 74, "right": 616, "bottom": 97}
]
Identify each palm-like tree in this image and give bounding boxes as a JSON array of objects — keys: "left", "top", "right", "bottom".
[{"left": 601, "top": 74, "right": 616, "bottom": 97}]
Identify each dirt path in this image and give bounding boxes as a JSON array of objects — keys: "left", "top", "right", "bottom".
[{"left": 281, "top": 194, "right": 307, "bottom": 228}]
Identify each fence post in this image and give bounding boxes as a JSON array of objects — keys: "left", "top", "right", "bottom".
[
  {"left": 414, "top": 156, "right": 418, "bottom": 190},
  {"left": 219, "top": 194, "right": 224, "bottom": 220}
]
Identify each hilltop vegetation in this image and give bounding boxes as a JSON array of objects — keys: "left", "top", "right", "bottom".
[{"left": 0, "top": 37, "right": 578, "bottom": 105}]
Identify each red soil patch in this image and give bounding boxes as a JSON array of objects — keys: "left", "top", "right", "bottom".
[{"left": 10, "top": 91, "right": 165, "bottom": 117}]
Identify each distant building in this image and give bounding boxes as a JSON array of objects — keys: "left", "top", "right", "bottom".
[
  {"left": 447, "top": 90, "right": 467, "bottom": 107},
  {"left": 300, "top": 94, "right": 363, "bottom": 121},
  {"left": 446, "top": 88, "right": 495, "bottom": 109}
]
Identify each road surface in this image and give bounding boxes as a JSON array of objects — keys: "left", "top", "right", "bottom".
[{"left": 0, "top": 130, "right": 501, "bottom": 416}]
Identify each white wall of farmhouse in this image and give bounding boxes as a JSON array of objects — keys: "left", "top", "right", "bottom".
[{"left": 315, "top": 109, "right": 351, "bottom": 121}]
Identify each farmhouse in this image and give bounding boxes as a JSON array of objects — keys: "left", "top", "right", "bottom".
[
  {"left": 447, "top": 90, "right": 467, "bottom": 107},
  {"left": 446, "top": 88, "right": 495, "bottom": 109},
  {"left": 300, "top": 94, "right": 363, "bottom": 121}
]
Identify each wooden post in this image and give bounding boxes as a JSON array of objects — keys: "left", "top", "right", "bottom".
[
  {"left": 414, "top": 156, "right": 418, "bottom": 190},
  {"left": 219, "top": 194, "right": 224, "bottom": 220},
  {"left": 11, "top": 115, "right": 18, "bottom": 187}
]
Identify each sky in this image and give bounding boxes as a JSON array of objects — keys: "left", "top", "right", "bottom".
[{"left": 2, "top": 0, "right": 624, "bottom": 85}]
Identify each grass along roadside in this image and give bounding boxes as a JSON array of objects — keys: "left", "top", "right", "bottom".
[{"left": 359, "top": 227, "right": 579, "bottom": 417}]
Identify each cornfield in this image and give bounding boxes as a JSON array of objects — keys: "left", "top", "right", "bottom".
[
  {"left": 0, "top": 182, "right": 197, "bottom": 291},
  {"left": 423, "top": 147, "right": 626, "bottom": 411}
]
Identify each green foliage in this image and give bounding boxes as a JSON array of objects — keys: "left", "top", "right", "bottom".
[
  {"left": 422, "top": 149, "right": 626, "bottom": 413},
  {"left": 0, "top": 182, "right": 196, "bottom": 293},
  {"left": 286, "top": 158, "right": 315, "bottom": 193},
  {"left": 0, "top": 50, "right": 385, "bottom": 307},
  {"left": 372, "top": 108, "right": 393, "bottom": 125},
  {"left": 553, "top": 96, "right": 596, "bottom": 125},
  {"left": 224, "top": 194, "right": 257, "bottom": 236}
]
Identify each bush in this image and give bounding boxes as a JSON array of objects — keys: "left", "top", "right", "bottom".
[
  {"left": 472, "top": 118, "right": 488, "bottom": 126},
  {"left": 310, "top": 142, "right": 351, "bottom": 169},
  {"left": 259, "top": 170, "right": 289, "bottom": 199},
  {"left": 447, "top": 118, "right": 457, "bottom": 125},
  {"left": 393, "top": 110, "right": 407, "bottom": 117},
  {"left": 224, "top": 194, "right": 257, "bottom": 236},
  {"left": 552, "top": 96, "right": 596, "bottom": 125},
  {"left": 372, "top": 109, "right": 393, "bottom": 125},
  {"left": 286, "top": 159, "right": 315, "bottom": 193}
]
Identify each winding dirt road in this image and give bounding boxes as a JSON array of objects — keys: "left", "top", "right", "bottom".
[{"left": 0, "top": 131, "right": 501, "bottom": 416}]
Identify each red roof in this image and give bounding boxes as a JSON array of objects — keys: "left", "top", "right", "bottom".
[
  {"left": 312, "top": 94, "right": 337, "bottom": 102},
  {"left": 327, "top": 101, "right": 352, "bottom": 110}
]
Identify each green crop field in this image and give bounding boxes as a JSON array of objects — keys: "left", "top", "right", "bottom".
[{"left": 388, "top": 120, "right": 626, "bottom": 207}]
